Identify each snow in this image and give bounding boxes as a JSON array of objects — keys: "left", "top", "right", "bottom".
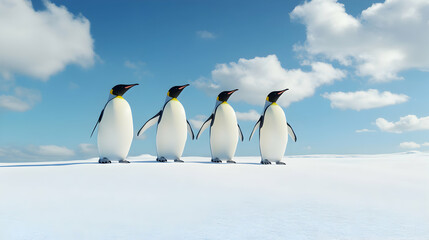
[{"left": 1, "top": 152, "right": 428, "bottom": 240}]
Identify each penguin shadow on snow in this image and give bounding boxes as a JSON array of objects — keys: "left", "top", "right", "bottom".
[
  {"left": 0, "top": 161, "right": 98, "bottom": 168},
  {"left": 175, "top": 158, "right": 263, "bottom": 165}
]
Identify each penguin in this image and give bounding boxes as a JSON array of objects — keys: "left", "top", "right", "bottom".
[
  {"left": 91, "top": 83, "right": 139, "bottom": 164},
  {"left": 196, "top": 89, "right": 244, "bottom": 163},
  {"left": 137, "top": 84, "right": 194, "bottom": 162},
  {"left": 249, "top": 89, "right": 297, "bottom": 165}
]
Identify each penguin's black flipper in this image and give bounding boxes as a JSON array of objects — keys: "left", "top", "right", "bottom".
[
  {"left": 137, "top": 111, "right": 162, "bottom": 136},
  {"left": 237, "top": 124, "right": 244, "bottom": 142},
  {"left": 186, "top": 120, "right": 195, "bottom": 140},
  {"left": 287, "top": 122, "right": 297, "bottom": 142},
  {"left": 249, "top": 116, "right": 263, "bottom": 141},
  {"left": 90, "top": 109, "right": 104, "bottom": 138},
  {"left": 196, "top": 114, "right": 213, "bottom": 139}
]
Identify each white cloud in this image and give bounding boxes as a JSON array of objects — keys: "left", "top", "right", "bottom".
[
  {"left": 236, "top": 109, "right": 260, "bottom": 121},
  {"left": 135, "top": 134, "right": 147, "bottom": 140},
  {"left": 0, "top": 144, "right": 76, "bottom": 162},
  {"left": 78, "top": 143, "right": 97, "bottom": 155},
  {"left": 189, "top": 115, "right": 208, "bottom": 129},
  {"left": 0, "top": 87, "right": 41, "bottom": 111},
  {"left": 355, "top": 129, "right": 375, "bottom": 133},
  {"left": 422, "top": 143, "right": 429, "bottom": 147},
  {"left": 0, "top": 0, "right": 95, "bottom": 80},
  {"left": 376, "top": 115, "right": 429, "bottom": 133},
  {"left": 323, "top": 89, "right": 408, "bottom": 111},
  {"left": 399, "top": 142, "right": 421, "bottom": 149},
  {"left": 34, "top": 145, "right": 75, "bottom": 157},
  {"left": 290, "top": 0, "right": 429, "bottom": 82},
  {"left": 196, "top": 30, "right": 216, "bottom": 39},
  {"left": 194, "top": 54, "right": 345, "bottom": 107}
]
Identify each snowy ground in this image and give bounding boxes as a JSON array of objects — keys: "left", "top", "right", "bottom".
[{"left": 0, "top": 152, "right": 428, "bottom": 240}]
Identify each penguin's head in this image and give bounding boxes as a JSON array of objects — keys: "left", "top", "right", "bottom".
[
  {"left": 217, "top": 89, "right": 238, "bottom": 102},
  {"left": 110, "top": 83, "right": 139, "bottom": 96},
  {"left": 266, "top": 89, "right": 288, "bottom": 103},
  {"left": 167, "top": 84, "right": 189, "bottom": 98}
]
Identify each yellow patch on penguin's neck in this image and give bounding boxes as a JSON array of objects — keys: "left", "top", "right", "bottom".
[
  {"left": 115, "top": 96, "right": 124, "bottom": 99},
  {"left": 271, "top": 102, "right": 278, "bottom": 105},
  {"left": 221, "top": 101, "right": 228, "bottom": 105},
  {"left": 171, "top": 98, "right": 178, "bottom": 101}
]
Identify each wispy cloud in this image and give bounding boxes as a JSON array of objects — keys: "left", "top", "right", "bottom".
[
  {"left": 323, "top": 89, "right": 408, "bottom": 111},
  {"left": 196, "top": 30, "right": 216, "bottom": 39},
  {"left": 78, "top": 143, "right": 97, "bottom": 155},
  {"left": 124, "top": 60, "right": 148, "bottom": 79},
  {"left": 34, "top": 145, "right": 75, "bottom": 157},
  {"left": 355, "top": 129, "right": 375, "bottom": 133},
  {"left": 0, "top": 0, "right": 95, "bottom": 80},
  {"left": 0, "top": 144, "right": 76, "bottom": 162},
  {"left": 0, "top": 87, "right": 41, "bottom": 112},
  {"left": 291, "top": 0, "right": 429, "bottom": 82},
  {"left": 194, "top": 54, "right": 345, "bottom": 107},
  {"left": 376, "top": 115, "right": 429, "bottom": 133},
  {"left": 189, "top": 115, "right": 208, "bottom": 129},
  {"left": 124, "top": 60, "right": 145, "bottom": 69},
  {"left": 236, "top": 109, "right": 260, "bottom": 121}
]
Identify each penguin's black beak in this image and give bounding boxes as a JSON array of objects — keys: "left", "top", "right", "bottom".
[
  {"left": 227, "top": 89, "right": 239, "bottom": 95},
  {"left": 178, "top": 84, "right": 190, "bottom": 90},
  {"left": 278, "top": 88, "right": 289, "bottom": 95},
  {"left": 125, "top": 83, "right": 139, "bottom": 89}
]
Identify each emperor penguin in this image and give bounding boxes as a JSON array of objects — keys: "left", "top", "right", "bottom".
[
  {"left": 196, "top": 89, "right": 244, "bottom": 163},
  {"left": 249, "top": 89, "right": 297, "bottom": 165},
  {"left": 91, "top": 83, "right": 139, "bottom": 164},
  {"left": 137, "top": 84, "right": 194, "bottom": 162}
]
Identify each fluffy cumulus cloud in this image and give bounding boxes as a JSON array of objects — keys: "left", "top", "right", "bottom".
[
  {"left": 194, "top": 55, "right": 345, "bottom": 107},
  {"left": 290, "top": 0, "right": 429, "bottom": 82},
  {"left": 0, "top": 0, "right": 95, "bottom": 80},
  {"left": 236, "top": 109, "right": 260, "bottom": 121},
  {"left": 376, "top": 115, "right": 429, "bottom": 133},
  {"left": 322, "top": 89, "right": 408, "bottom": 111},
  {"left": 0, "top": 87, "right": 41, "bottom": 111},
  {"left": 399, "top": 142, "right": 421, "bottom": 149}
]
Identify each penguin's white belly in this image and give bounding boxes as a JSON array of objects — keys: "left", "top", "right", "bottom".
[
  {"left": 98, "top": 97, "right": 133, "bottom": 161},
  {"left": 259, "top": 104, "right": 288, "bottom": 162},
  {"left": 210, "top": 103, "right": 238, "bottom": 160},
  {"left": 156, "top": 100, "right": 187, "bottom": 159}
]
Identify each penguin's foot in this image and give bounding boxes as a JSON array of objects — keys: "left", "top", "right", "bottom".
[
  {"left": 260, "top": 159, "right": 271, "bottom": 165},
  {"left": 119, "top": 160, "right": 130, "bottom": 164},
  {"left": 156, "top": 157, "right": 167, "bottom": 162},
  {"left": 174, "top": 159, "right": 184, "bottom": 163},
  {"left": 276, "top": 161, "right": 286, "bottom": 165},
  {"left": 227, "top": 160, "right": 236, "bottom": 164},
  {"left": 211, "top": 158, "right": 222, "bottom": 163},
  {"left": 99, "top": 157, "right": 111, "bottom": 164}
]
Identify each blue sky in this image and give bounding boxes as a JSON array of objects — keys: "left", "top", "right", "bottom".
[{"left": 1, "top": 0, "right": 429, "bottom": 162}]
